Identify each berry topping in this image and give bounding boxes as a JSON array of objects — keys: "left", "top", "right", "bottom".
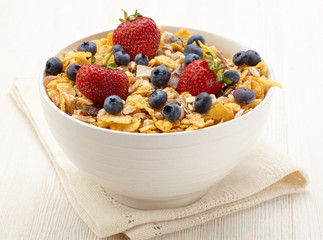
[
  {"left": 135, "top": 53, "right": 149, "bottom": 66},
  {"left": 177, "top": 52, "right": 224, "bottom": 96},
  {"left": 112, "top": 10, "right": 161, "bottom": 60},
  {"left": 170, "top": 37, "right": 183, "bottom": 46},
  {"left": 150, "top": 65, "right": 171, "bottom": 87},
  {"left": 233, "top": 87, "right": 256, "bottom": 104},
  {"left": 114, "top": 49, "right": 131, "bottom": 66},
  {"left": 184, "top": 44, "right": 203, "bottom": 58},
  {"left": 162, "top": 103, "right": 181, "bottom": 122},
  {"left": 187, "top": 35, "right": 205, "bottom": 47},
  {"left": 194, "top": 92, "right": 212, "bottom": 114},
  {"left": 103, "top": 95, "right": 124, "bottom": 114},
  {"left": 245, "top": 50, "right": 262, "bottom": 66},
  {"left": 184, "top": 53, "right": 200, "bottom": 67},
  {"left": 66, "top": 63, "right": 82, "bottom": 81},
  {"left": 45, "top": 57, "right": 63, "bottom": 75},
  {"left": 148, "top": 90, "right": 168, "bottom": 109},
  {"left": 233, "top": 51, "right": 247, "bottom": 66},
  {"left": 76, "top": 51, "right": 129, "bottom": 106},
  {"left": 223, "top": 70, "right": 240, "bottom": 85},
  {"left": 77, "top": 41, "right": 97, "bottom": 56},
  {"left": 111, "top": 45, "right": 124, "bottom": 53}
]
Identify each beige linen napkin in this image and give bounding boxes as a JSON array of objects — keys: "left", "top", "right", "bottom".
[{"left": 10, "top": 78, "right": 308, "bottom": 240}]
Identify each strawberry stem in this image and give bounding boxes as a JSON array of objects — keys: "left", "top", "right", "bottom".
[
  {"left": 102, "top": 50, "right": 115, "bottom": 67},
  {"left": 119, "top": 9, "right": 142, "bottom": 22},
  {"left": 91, "top": 55, "right": 96, "bottom": 64}
]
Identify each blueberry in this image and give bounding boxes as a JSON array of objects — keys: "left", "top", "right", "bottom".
[
  {"left": 245, "top": 50, "right": 262, "bottom": 66},
  {"left": 114, "top": 50, "right": 131, "bottom": 66},
  {"left": 135, "top": 53, "right": 149, "bottom": 66},
  {"left": 150, "top": 65, "right": 171, "bottom": 87},
  {"left": 45, "top": 57, "right": 63, "bottom": 75},
  {"left": 233, "top": 88, "right": 256, "bottom": 104},
  {"left": 66, "top": 63, "right": 82, "bottom": 81},
  {"left": 77, "top": 41, "right": 97, "bottom": 55},
  {"left": 170, "top": 37, "right": 183, "bottom": 46},
  {"left": 162, "top": 103, "right": 181, "bottom": 122},
  {"left": 187, "top": 35, "right": 205, "bottom": 47},
  {"left": 148, "top": 90, "right": 168, "bottom": 109},
  {"left": 223, "top": 70, "right": 240, "bottom": 85},
  {"left": 233, "top": 51, "right": 247, "bottom": 66},
  {"left": 103, "top": 95, "right": 124, "bottom": 114},
  {"left": 194, "top": 92, "right": 212, "bottom": 114},
  {"left": 184, "top": 44, "right": 203, "bottom": 58},
  {"left": 111, "top": 44, "right": 123, "bottom": 53},
  {"left": 184, "top": 53, "right": 200, "bottom": 67}
]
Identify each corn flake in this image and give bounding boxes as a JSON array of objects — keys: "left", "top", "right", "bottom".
[
  {"left": 186, "top": 113, "right": 206, "bottom": 128},
  {"left": 139, "top": 125, "right": 157, "bottom": 133},
  {"left": 155, "top": 120, "right": 172, "bottom": 132},
  {"left": 208, "top": 102, "right": 235, "bottom": 122},
  {"left": 126, "top": 95, "right": 155, "bottom": 117},
  {"left": 109, "top": 118, "right": 141, "bottom": 132},
  {"left": 107, "top": 32, "right": 113, "bottom": 46},
  {"left": 171, "top": 43, "right": 184, "bottom": 53},
  {"left": 154, "top": 55, "right": 179, "bottom": 70},
  {"left": 101, "top": 114, "right": 132, "bottom": 124},
  {"left": 174, "top": 29, "right": 192, "bottom": 46}
]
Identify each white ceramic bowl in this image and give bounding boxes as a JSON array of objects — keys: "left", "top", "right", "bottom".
[{"left": 39, "top": 26, "right": 274, "bottom": 209}]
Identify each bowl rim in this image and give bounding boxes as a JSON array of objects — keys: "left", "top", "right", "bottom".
[{"left": 39, "top": 26, "right": 275, "bottom": 137}]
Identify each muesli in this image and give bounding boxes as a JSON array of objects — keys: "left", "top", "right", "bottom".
[{"left": 44, "top": 10, "right": 281, "bottom": 133}]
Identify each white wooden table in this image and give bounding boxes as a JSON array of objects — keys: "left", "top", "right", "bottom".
[{"left": 1, "top": 0, "right": 322, "bottom": 239}]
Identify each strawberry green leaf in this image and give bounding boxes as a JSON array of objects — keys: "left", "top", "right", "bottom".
[
  {"left": 223, "top": 77, "right": 233, "bottom": 85},
  {"left": 120, "top": 9, "right": 128, "bottom": 22},
  {"left": 216, "top": 72, "right": 223, "bottom": 82},
  {"left": 108, "top": 63, "right": 117, "bottom": 68},
  {"left": 206, "top": 51, "right": 226, "bottom": 83}
]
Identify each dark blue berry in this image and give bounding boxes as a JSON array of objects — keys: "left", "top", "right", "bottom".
[
  {"left": 184, "top": 53, "right": 200, "bottom": 67},
  {"left": 150, "top": 65, "right": 171, "bottom": 87},
  {"left": 77, "top": 41, "right": 97, "bottom": 55},
  {"left": 111, "top": 45, "right": 123, "bottom": 53},
  {"left": 170, "top": 37, "right": 183, "bottom": 46},
  {"left": 184, "top": 44, "right": 203, "bottom": 58},
  {"left": 194, "top": 92, "right": 212, "bottom": 114},
  {"left": 162, "top": 103, "right": 181, "bottom": 122},
  {"left": 148, "top": 90, "right": 168, "bottom": 109},
  {"left": 233, "top": 88, "right": 256, "bottom": 104},
  {"left": 223, "top": 70, "right": 240, "bottom": 85},
  {"left": 66, "top": 63, "right": 82, "bottom": 81},
  {"left": 114, "top": 50, "right": 131, "bottom": 66},
  {"left": 233, "top": 51, "right": 247, "bottom": 66},
  {"left": 187, "top": 35, "right": 205, "bottom": 47},
  {"left": 103, "top": 95, "right": 124, "bottom": 114},
  {"left": 135, "top": 53, "right": 149, "bottom": 66},
  {"left": 45, "top": 57, "right": 63, "bottom": 75},
  {"left": 245, "top": 50, "right": 261, "bottom": 66}
]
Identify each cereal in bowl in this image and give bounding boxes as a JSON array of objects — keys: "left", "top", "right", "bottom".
[{"left": 44, "top": 10, "right": 282, "bottom": 133}]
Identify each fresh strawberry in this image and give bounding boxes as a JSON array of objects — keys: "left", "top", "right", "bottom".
[
  {"left": 112, "top": 10, "right": 161, "bottom": 60},
  {"left": 76, "top": 53, "right": 129, "bottom": 106},
  {"left": 177, "top": 53, "right": 227, "bottom": 96}
]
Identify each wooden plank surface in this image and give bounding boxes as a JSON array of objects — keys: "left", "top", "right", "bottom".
[{"left": 1, "top": 0, "right": 322, "bottom": 239}]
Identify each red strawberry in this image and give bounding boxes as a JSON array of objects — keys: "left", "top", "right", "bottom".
[
  {"left": 177, "top": 59, "right": 223, "bottom": 96},
  {"left": 112, "top": 10, "right": 161, "bottom": 60},
  {"left": 76, "top": 64, "right": 129, "bottom": 106}
]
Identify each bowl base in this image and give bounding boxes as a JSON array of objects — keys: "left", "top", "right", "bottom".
[{"left": 106, "top": 188, "right": 210, "bottom": 210}]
